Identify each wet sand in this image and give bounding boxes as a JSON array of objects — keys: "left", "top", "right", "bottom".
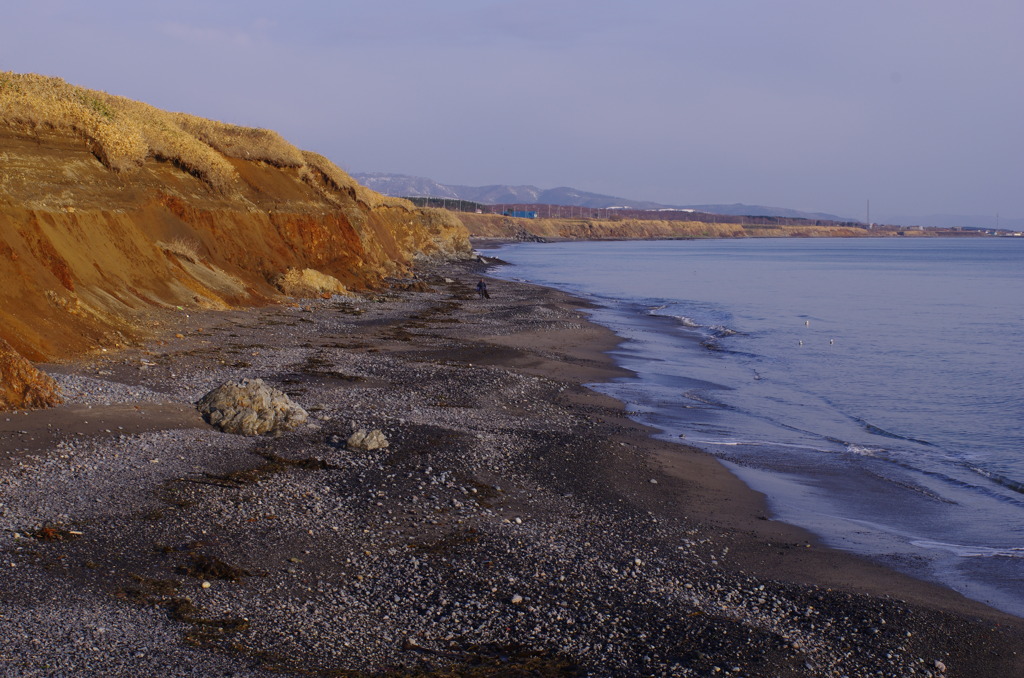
[{"left": 0, "top": 257, "right": 1021, "bottom": 677}]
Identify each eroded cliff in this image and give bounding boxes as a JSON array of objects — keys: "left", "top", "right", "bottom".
[{"left": 0, "top": 72, "right": 470, "bottom": 408}]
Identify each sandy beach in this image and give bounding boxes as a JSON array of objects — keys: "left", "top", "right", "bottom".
[{"left": 0, "top": 255, "right": 1021, "bottom": 677}]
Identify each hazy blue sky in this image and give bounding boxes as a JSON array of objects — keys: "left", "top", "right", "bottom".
[{"left": 2, "top": 1, "right": 1021, "bottom": 223}]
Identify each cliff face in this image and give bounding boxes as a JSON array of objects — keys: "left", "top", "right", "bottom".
[{"left": 0, "top": 73, "right": 470, "bottom": 407}]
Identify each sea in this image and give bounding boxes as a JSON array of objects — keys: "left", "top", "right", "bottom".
[{"left": 490, "top": 237, "right": 1024, "bottom": 618}]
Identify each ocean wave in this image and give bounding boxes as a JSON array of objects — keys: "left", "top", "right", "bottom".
[
  {"left": 968, "top": 466, "right": 1024, "bottom": 495},
  {"left": 681, "top": 391, "right": 729, "bottom": 409},
  {"left": 848, "top": 415, "right": 935, "bottom": 447},
  {"left": 910, "top": 540, "right": 1024, "bottom": 559},
  {"left": 846, "top": 444, "right": 886, "bottom": 457},
  {"left": 644, "top": 305, "right": 740, "bottom": 337},
  {"left": 646, "top": 306, "right": 703, "bottom": 328},
  {"left": 695, "top": 439, "right": 830, "bottom": 452}
]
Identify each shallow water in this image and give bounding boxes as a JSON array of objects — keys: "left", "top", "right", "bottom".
[{"left": 492, "top": 237, "right": 1024, "bottom": 617}]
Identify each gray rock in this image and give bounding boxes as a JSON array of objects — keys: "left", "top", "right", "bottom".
[
  {"left": 347, "top": 428, "right": 389, "bottom": 450},
  {"left": 196, "top": 378, "right": 308, "bottom": 436}
]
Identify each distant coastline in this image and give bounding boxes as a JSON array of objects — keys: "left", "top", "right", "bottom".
[
  {"left": 354, "top": 171, "right": 1024, "bottom": 233},
  {"left": 457, "top": 211, "right": 996, "bottom": 242}
]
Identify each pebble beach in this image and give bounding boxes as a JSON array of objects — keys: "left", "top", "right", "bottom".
[{"left": 0, "top": 256, "right": 1021, "bottom": 677}]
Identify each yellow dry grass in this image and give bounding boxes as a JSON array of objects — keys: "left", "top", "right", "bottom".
[
  {"left": 300, "top": 150, "right": 414, "bottom": 210},
  {"left": 175, "top": 114, "right": 304, "bottom": 167},
  {"left": 157, "top": 236, "right": 203, "bottom": 263},
  {"left": 0, "top": 71, "right": 399, "bottom": 202}
]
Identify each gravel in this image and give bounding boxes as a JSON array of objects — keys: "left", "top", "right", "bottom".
[{"left": 0, "top": 260, "right": 1019, "bottom": 677}]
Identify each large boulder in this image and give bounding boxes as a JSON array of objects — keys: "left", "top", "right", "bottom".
[
  {"left": 272, "top": 268, "right": 349, "bottom": 298},
  {"left": 0, "top": 339, "right": 62, "bottom": 410},
  {"left": 346, "top": 428, "right": 389, "bottom": 451},
  {"left": 197, "top": 378, "right": 307, "bottom": 436}
]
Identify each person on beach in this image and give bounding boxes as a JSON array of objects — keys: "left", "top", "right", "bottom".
[{"left": 476, "top": 279, "right": 490, "bottom": 299}]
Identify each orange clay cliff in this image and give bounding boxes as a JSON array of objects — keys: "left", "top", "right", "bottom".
[{"left": 0, "top": 72, "right": 471, "bottom": 409}]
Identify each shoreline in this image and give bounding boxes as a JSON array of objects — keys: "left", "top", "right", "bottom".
[
  {"left": 479, "top": 237, "right": 1024, "bottom": 622},
  {"left": 0, "top": 257, "right": 1021, "bottom": 676}
]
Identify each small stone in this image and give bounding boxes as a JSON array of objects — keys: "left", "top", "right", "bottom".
[
  {"left": 934, "top": 660, "right": 946, "bottom": 673},
  {"left": 510, "top": 594, "right": 523, "bottom": 605}
]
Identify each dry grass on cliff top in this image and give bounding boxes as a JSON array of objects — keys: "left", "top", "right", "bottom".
[{"left": 0, "top": 71, "right": 409, "bottom": 208}]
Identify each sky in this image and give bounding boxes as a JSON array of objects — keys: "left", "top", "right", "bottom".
[{"left": 2, "top": 0, "right": 1022, "bottom": 224}]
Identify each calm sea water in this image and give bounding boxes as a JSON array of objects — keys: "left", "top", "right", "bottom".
[{"left": 491, "top": 237, "right": 1024, "bottom": 617}]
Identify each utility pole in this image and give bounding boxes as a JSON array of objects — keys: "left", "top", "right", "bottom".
[{"left": 866, "top": 199, "right": 871, "bottom": 229}]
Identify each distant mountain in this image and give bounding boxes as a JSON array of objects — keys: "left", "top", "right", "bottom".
[
  {"left": 446, "top": 184, "right": 668, "bottom": 210},
  {"left": 680, "top": 203, "right": 848, "bottom": 222},
  {"left": 354, "top": 172, "right": 462, "bottom": 200},
  {"left": 353, "top": 173, "right": 662, "bottom": 209},
  {"left": 352, "top": 172, "right": 850, "bottom": 222}
]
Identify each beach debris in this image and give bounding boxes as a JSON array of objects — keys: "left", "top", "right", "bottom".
[
  {"left": 346, "top": 428, "right": 389, "bottom": 451},
  {"left": 196, "top": 378, "right": 308, "bottom": 436},
  {"left": 176, "top": 553, "right": 252, "bottom": 583},
  {"left": 30, "top": 525, "right": 80, "bottom": 542}
]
